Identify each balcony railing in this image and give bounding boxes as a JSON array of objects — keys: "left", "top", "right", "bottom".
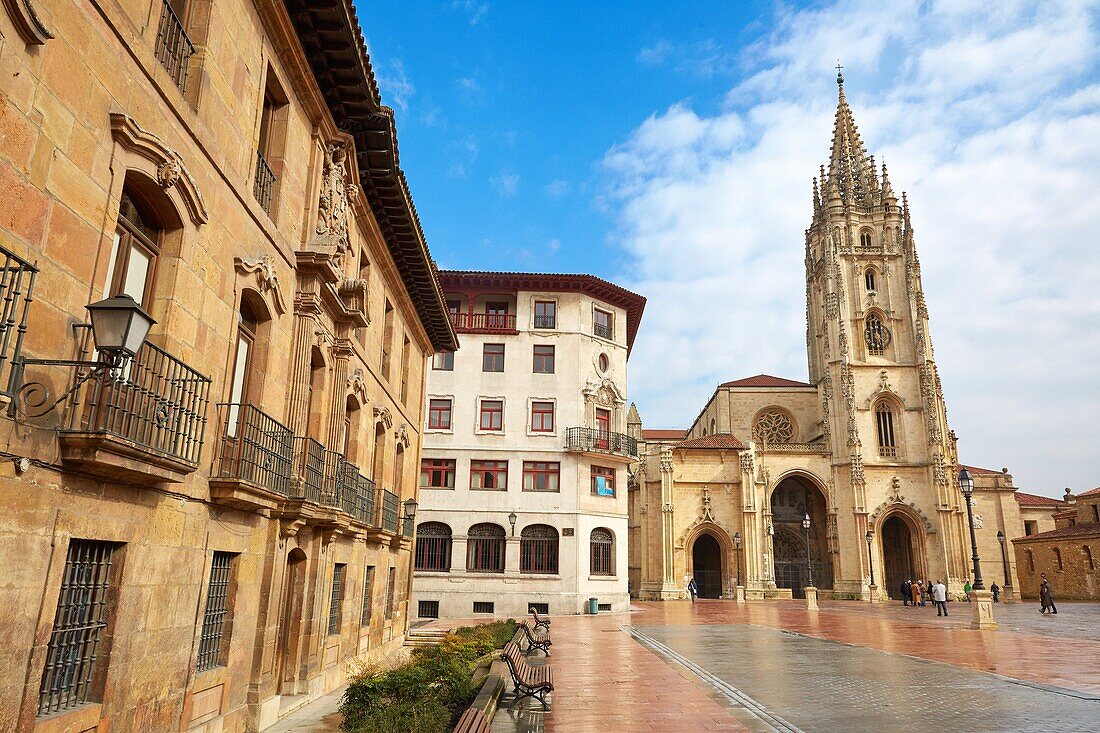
[
  {"left": 533, "top": 315, "right": 556, "bottom": 329},
  {"left": 0, "top": 247, "right": 37, "bottom": 401},
  {"left": 448, "top": 312, "right": 517, "bottom": 334},
  {"left": 62, "top": 341, "right": 211, "bottom": 466},
  {"left": 290, "top": 436, "right": 324, "bottom": 503},
  {"left": 379, "top": 489, "right": 399, "bottom": 533},
  {"left": 154, "top": 0, "right": 195, "bottom": 93},
  {"left": 593, "top": 322, "right": 613, "bottom": 339},
  {"left": 254, "top": 152, "right": 276, "bottom": 213},
  {"left": 564, "top": 427, "right": 638, "bottom": 459},
  {"left": 213, "top": 403, "right": 294, "bottom": 496},
  {"left": 759, "top": 442, "right": 830, "bottom": 453},
  {"left": 287, "top": 437, "right": 381, "bottom": 525}
]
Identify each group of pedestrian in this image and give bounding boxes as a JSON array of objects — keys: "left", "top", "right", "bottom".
[{"left": 899, "top": 578, "right": 933, "bottom": 606}]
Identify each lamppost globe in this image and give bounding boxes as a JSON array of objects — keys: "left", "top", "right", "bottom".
[
  {"left": 802, "top": 514, "right": 811, "bottom": 531},
  {"left": 865, "top": 530, "right": 872, "bottom": 546},
  {"left": 402, "top": 498, "right": 418, "bottom": 521},
  {"left": 733, "top": 532, "right": 741, "bottom": 549},
  {"left": 958, "top": 468, "right": 974, "bottom": 498},
  {"left": 997, "top": 530, "right": 1005, "bottom": 545},
  {"left": 507, "top": 510, "right": 517, "bottom": 536}
]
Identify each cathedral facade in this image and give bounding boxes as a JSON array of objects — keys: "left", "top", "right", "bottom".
[{"left": 628, "top": 74, "right": 1045, "bottom": 602}]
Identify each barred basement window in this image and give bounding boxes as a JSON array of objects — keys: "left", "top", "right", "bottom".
[
  {"left": 467, "top": 523, "right": 506, "bottom": 573},
  {"left": 520, "top": 525, "right": 559, "bottom": 574},
  {"left": 196, "top": 552, "right": 234, "bottom": 672},
  {"left": 473, "top": 601, "right": 495, "bottom": 614},
  {"left": 360, "top": 566, "right": 375, "bottom": 626},
  {"left": 598, "top": 603, "right": 612, "bottom": 611},
  {"left": 875, "top": 402, "right": 897, "bottom": 458},
  {"left": 38, "top": 540, "right": 119, "bottom": 717},
  {"left": 590, "top": 528, "right": 614, "bottom": 576},
  {"left": 418, "top": 600, "right": 440, "bottom": 618},
  {"left": 529, "top": 603, "right": 549, "bottom": 615},
  {"left": 865, "top": 312, "right": 890, "bottom": 356},
  {"left": 327, "top": 564, "right": 346, "bottom": 636},
  {"left": 385, "top": 567, "right": 396, "bottom": 617},
  {"left": 415, "top": 522, "right": 452, "bottom": 571}
]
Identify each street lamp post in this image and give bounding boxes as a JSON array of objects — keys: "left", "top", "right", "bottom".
[
  {"left": 802, "top": 513, "right": 814, "bottom": 588},
  {"left": 958, "top": 469, "right": 984, "bottom": 590},
  {"left": 733, "top": 531, "right": 745, "bottom": 603},
  {"left": 507, "top": 510, "right": 517, "bottom": 537},
  {"left": 997, "top": 530, "right": 1010, "bottom": 589},
  {"left": 865, "top": 529, "right": 875, "bottom": 585}
]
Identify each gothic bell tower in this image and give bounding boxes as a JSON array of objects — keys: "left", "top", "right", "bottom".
[{"left": 805, "top": 70, "right": 968, "bottom": 593}]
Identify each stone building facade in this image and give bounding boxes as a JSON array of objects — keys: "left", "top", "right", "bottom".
[
  {"left": 1013, "top": 488, "right": 1100, "bottom": 601},
  {"left": 412, "top": 271, "right": 645, "bottom": 618},
  {"left": 0, "top": 1, "right": 455, "bottom": 731},
  {"left": 629, "top": 74, "right": 1062, "bottom": 604}
]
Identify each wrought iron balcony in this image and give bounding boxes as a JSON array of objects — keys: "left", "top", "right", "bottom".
[
  {"left": 593, "top": 322, "right": 613, "bottom": 339},
  {"left": 0, "top": 247, "right": 37, "bottom": 402},
  {"left": 210, "top": 403, "right": 294, "bottom": 509},
  {"left": 58, "top": 341, "right": 211, "bottom": 483},
  {"left": 254, "top": 152, "right": 276, "bottom": 213},
  {"left": 448, "top": 312, "right": 517, "bottom": 334},
  {"left": 379, "top": 489, "right": 399, "bottom": 533},
  {"left": 565, "top": 427, "right": 638, "bottom": 459},
  {"left": 286, "top": 437, "right": 381, "bottom": 527},
  {"left": 154, "top": 0, "right": 195, "bottom": 93}
]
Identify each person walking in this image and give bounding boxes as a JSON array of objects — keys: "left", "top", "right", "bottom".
[
  {"left": 933, "top": 579, "right": 948, "bottom": 617},
  {"left": 918, "top": 580, "right": 927, "bottom": 607},
  {"left": 1039, "top": 574, "right": 1057, "bottom": 614},
  {"left": 991, "top": 582, "right": 1001, "bottom": 603},
  {"left": 687, "top": 577, "right": 698, "bottom": 604},
  {"left": 901, "top": 579, "right": 910, "bottom": 606},
  {"left": 963, "top": 578, "right": 972, "bottom": 601}
]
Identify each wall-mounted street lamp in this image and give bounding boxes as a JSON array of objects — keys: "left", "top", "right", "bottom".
[
  {"left": 508, "top": 510, "right": 518, "bottom": 536},
  {"left": 402, "top": 498, "right": 418, "bottom": 524}
]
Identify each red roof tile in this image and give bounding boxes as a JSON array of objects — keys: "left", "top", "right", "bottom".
[
  {"left": 1012, "top": 523, "right": 1100, "bottom": 543},
  {"left": 1075, "top": 486, "right": 1100, "bottom": 499},
  {"left": 720, "top": 374, "right": 813, "bottom": 388},
  {"left": 676, "top": 433, "right": 745, "bottom": 450},
  {"left": 1014, "top": 491, "right": 1069, "bottom": 508},
  {"left": 642, "top": 429, "right": 688, "bottom": 441},
  {"left": 958, "top": 464, "right": 1003, "bottom": 475}
]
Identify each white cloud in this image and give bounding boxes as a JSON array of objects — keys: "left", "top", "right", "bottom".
[
  {"left": 545, "top": 180, "right": 571, "bottom": 198},
  {"left": 605, "top": 0, "right": 1100, "bottom": 495},
  {"left": 491, "top": 171, "right": 520, "bottom": 197},
  {"left": 548, "top": 238, "right": 561, "bottom": 254},
  {"left": 458, "top": 77, "right": 481, "bottom": 92},
  {"left": 375, "top": 59, "right": 415, "bottom": 112},
  {"left": 452, "top": 1, "right": 489, "bottom": 26}
]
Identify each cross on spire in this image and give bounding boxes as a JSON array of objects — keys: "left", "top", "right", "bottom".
[{"left": 836, "top": 60, "right": 844, "bottom": 85}]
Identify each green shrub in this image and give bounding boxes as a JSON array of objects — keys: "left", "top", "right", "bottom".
[{"left": 342, "top": 619, "right": 518, "bottom": 733}]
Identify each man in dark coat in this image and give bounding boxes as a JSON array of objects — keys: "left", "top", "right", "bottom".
[
  {"left": 901, "top": 579, "right": 910, "bottom": 605},
  {"left": 1040, "top": 574, "right": 1057, "bottom": 614}
]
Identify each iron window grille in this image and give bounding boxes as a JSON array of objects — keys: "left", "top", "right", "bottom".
[
  {"left": 473, "top": 601, "right": 495, "bottom": 614},
  {"left": 593, "top": 308, "right": 613, "bottom": 339},
  {"left": 196, "top": 552, "right": 234, "bottom": 671},
  {"left": 532, "top": 345, "right": 555, "bottom": 374},
  {"left": 420, "top": 458, "right": 456, "bottom": 488},
  {"left": 520, "top": 525, "right": 559, "bottom": 574},
  {"left": 522, "top": 461, "right": 560, "bottom": 492},
  {"left": 590, "top": 528, "right": 614, "bottom": 576},
  {"left": 471, "top": 460, "right": 508, "bottom": 490},
  {"left": 414, "top": 522, "right": 452, "bottom": 572},
  {"left": 38, "top": 540, "right": 118, "bottom": 717},
  {"left": 385, "top": 567, "right": 396, "bottom": 618},
  {"left": 253, "top": 152, "right": 276, "bottom": 213},
  {"left": 482, "top": 344, "right": 505, "bottom": 372},
  {"left": 327, "top": 564, "right": 346, "bottom": 636},
  {"left": 360, "top": 566, "right": 375, "bottom": 627},
  {"left": 865, "top": 313, "right": 890, "bottom": 356},
  {"left": 467, "top": 524, "right": 506, "bottom": 573},
  {"left": 154, "top": 0, "right": 195, "bottom": 93},
  {"left": 0, "top": 246, "right": 37, "bottom": 401},
  {"left": 528, "top": 603, "right": 549, "bottom": 615},
  {"left": 379, "top": 490, "right": 399, "bottom": 532},
  {"left": 418, "top": 600, "right": 440, "bottom": 618},
  {"left": 214, "top": 403, "right": 294, "bottom": 495},
  {"left": 289, "top": 437, "right": 324, "bottom": 502}
]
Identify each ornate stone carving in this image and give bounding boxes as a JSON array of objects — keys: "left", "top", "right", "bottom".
[
  {"left": 850, "top": 453, "right": 865, "bottom": 486},
  {"left": 583, "top": 377, "right": 627, "bottom": 407},
  {"left": 3, "top": 0, "right": 53, "bottom": 45},
  {"left": 394, "top": 424, "right": 411, "bottom": 448},
  {"left": 701, "top": 485, "right": 715, "bottom": 522},
  {"left": 739, "top": 452, "right": 754, "bottom": 474},
  {"left": 659, "top": 446, "right": 673, "bottom": 473},
  {"left": 373, "top": 405, "right": 393, "bottom": 428},
  {"left": 234, "top": 255, "right": 287, "bottom": 315},
  {"left": 157, "top": 158, "right": 182, "bottom": 189},
  {"left": 347, "top": 368, "right": 368, "bottom": 403},
  {"left": 315, "top": 142, "right": 352, "bottom": 259},
  {"left": 109, "top": 113, "right": 208, "bottom": 225},
  {"left": 972, "top": 512, "right": 984, "bottom": 530},
  {"left": 752, "top": 410, "right": 795, "bottom": 444}
]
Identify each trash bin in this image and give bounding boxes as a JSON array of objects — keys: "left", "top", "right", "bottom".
[{"left": 588, "top": 597, "right": 599, "bottom": 614}]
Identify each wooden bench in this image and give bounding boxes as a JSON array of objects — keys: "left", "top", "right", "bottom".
[
  {"left": 519, "top": 620, "right": 551, "bottom": 656},
  {"left": 529, "top": 606, "right": 551, "bottom": 631},
  {"left": 453, "top": 707, "right": 492, "bottom": 733},
  {"left": 502, "top": 641, "right": 554, "bottom": 709}
]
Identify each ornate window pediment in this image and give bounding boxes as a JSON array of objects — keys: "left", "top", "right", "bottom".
[
  {"left": 234, "top": 255, "right": 286, "bottom": 316},
  {"left": 109, "top": 113, "right": 208, "bottom": 225},
  {"left": 583, "top": 377, "right": 626, "bottom": 407}
]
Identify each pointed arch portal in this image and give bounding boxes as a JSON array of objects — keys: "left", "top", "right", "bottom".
[
  {"left": 770, "top": 474, "right": 832, "bottom": 598},
  {"left": 882, "top": 514, "right": 919, "bottom": 599},
  {"left": 691, "top": 533, "right": 723, "bottom": 599}
]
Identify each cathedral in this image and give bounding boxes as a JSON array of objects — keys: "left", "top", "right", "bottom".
[{"left": 627, "top": 72, "right": 1050, "bottom": 602}]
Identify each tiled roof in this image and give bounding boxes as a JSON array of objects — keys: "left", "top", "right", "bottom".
[
  {"left": 1013, "top": 523, "right": 1100, "bottom": 543},
  {"left": 676, "top": 433, "right": 745, "bottom": 450},
  {"left": 1014, "top": 491, "right": 1069, "bottom": 508},
  {"left": 720, "top": 374, "right": 813, "bottom": 388},
  {"left": 959, "top": 464, "right": 1002, "bottom": 475},
  {"left": 1075, "top": 486, "right": 1100, "bottom": 499},
  {"left": 642, "top": 429, "right": 688, "bottom": 441}
]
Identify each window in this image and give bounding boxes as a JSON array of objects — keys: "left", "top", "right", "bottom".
[
  {"left": 1053, "top": 548, "right": 1063, "bottom": 571},
  {"left": 420, "top": 458, "right": 456, "bottom": 489},
  {"left": 483, "top": 343, "right": 505, "bottom": 372},
  {"left": 360, "top": 566, "right": 375, "bottom": 626},
  {"left": 254, "top": 69, "right": 287, "bottom": 213},
  {"left": 467, "top": 523, "right": 506, "bottom": 573},
  {"left": 473, "top": 601, "right": 495, "bottom": 614},
  {"left": 38, "top": 540, "right": 119, "bottom": 717},
  {"left": 225, "top": 300, "right": 260, "bottom": 437},
  {"left": 534, "top": 300, "right": 556, "bottom": 329},
  {"left": 414, "top": 523, "right": 452, "bottom": 571},
  {"left": 875, "top": 402, "right": 897, "bottom": 457},
  {"left": 197, "top": 552, "right": 235, "bottom": 672},
  {"left": 596, "top": 408, "right": 611, "bottom": 448},
  {"left": 328, "top": 564, "right": 346, "bottom": 636},
  {"left": 529, "top": 602, "right": 549, "bottom": 615},
  {"left": 593, "top": 308, "right": 613, "bottom": 339},
  {"left": 428, "top": 399, "right": 452, "bottom": 430},
  {"left": 486, "top": 301, "right": 509, "bottom": 329},
  {"left": 1085, "top": 546, "right": 1095, "bottom": 571},
  {"left": 865, "top": 268, "right": 877, "bottom": 292},
  {"left": 155, "top": 0, "right": 196, "bottom": 93},
  {"left": 1024, "top": 521, "right": 1037, "bottom": 536},
  {"left": 520, "top": 525, "right": 559, "bottom": 574},
  {"left": 598, "top": 353, "right": 609, "bottom": 373},
  {"left": 865, "top": 312, "right": 890, "bottom": 356},
  {"left": 107, "top": 191, "right": 159, "bottom": 307},
  {"left": 860, "top": 229, "right": 873, "bottom": 248},
  {"left": 433, "top": 351, "right": 454, "bottom": 370},
  {"left": 381, "top": 300, "right": 394, "bottom": 379},
  {"left": 418, "top": 600, "right": 440, "bottom": 618},
  {"left": 400, "top": 336, "right": 411, "bottom": 403},
  {"left": 533, "top": 345, "right": 555, "bottom": 373},
  {"left": 1093, "top": 505, "right": 1099, "bottom": 523},
  {"left": 479, "top": 400, "right": 504, "bottom": 431},
  {"left": 752, "top": 409, "right": 795, "bottom": 444},
  {"left": 592, "top": 466, "right": 616, "bottom": 496},
  {"left": 531, "top": 401, "right": 555, "bottom": 432},
  {"left": 523, "top": 461, "right": 560, "bottom": 492},
  {"left": 471, "top": 460, "right": 508, "bottom": 490},
  {"left": 591, "top": 528, "right": 614, "bottom": 576},
  {"left": 1026, "top": 549, "right": 1035, "bottom": 571},
  {"left": 385, "top": 566, "right": 397, "bottom": 617}
]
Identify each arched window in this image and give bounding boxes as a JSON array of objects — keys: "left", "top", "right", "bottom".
[
  {"left": 752, "top": 409, "right": 795, "bottom": 444},
  {"left": 865, "top": 312, "right": 890, "bottom": 356},
  {"left": 467, "top": 523, "right": 505, "bottom": 573},
  {"left": 864, "top": 268, "right": 876, "bottom": 292},
  {"left": 590, "top": 528, "right": 614, "bottom": 576},
  {"left": 710, "top": 418, "right": 716, "bottom": 434},
  {"left": 342, "top": 396, "right": 361, "bottom": 462},
  {"left": 875, "top": 401, "right": 897, "bottom": 457},
  {"left": 372, "top": 421, "right": 386, "bottom": 483},
  {"left": 520, "top": 525, "right": 559, "bottom": 574},
  {"left": 225, "top": 297, "right": 263, "bottom": 437},
  {"left": 1084, "top": 545, "right": 1095, "bottom": 571},
  {"left": 1053, "top": 547, "right": 1063, "bottom": 571},
  {"left": 859, "top": 229, "right": 872, "bottom": 248},
  {"left": 1026, "top": 549, "right": 1035, "bottom": 572},
  {"left": 414, "top": 522, "right": 452, "bottom": 572},
  {"left": 394, "top": 444, "right": 406, "bottom": 492},
  {"left": 108, "top": 190, "right": 161, "bottom": 306}
]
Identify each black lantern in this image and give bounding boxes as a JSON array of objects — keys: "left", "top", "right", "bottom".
[
  {"left": 959, "top": 468, "right": 985, "bottom": 590},
  {"left": 402, "top": 498, "right": 418, "bottom": 523},
  {"left": 86, "top": 294, "right": 156, "bottom": 361},
  {"left": 507, "top": 510, "right": 518, "bottom": 536},
  {"left": 997, "top": 530, "right": 1010, "bottom": 587}
]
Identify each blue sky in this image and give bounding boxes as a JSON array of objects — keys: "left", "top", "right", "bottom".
[{"left": 357, "top": 1, "right": 1100, "bottom": 498}]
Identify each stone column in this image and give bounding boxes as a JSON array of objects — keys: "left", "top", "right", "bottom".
[
  {"left": 805, "top": 585, "right": 819, "bottom": 611},
  {"left": 451, "top": 537, "right": 467, "bottom": 573},
  {"left": 325, "top": 342, "right": 352, "bottom": 450},
  {"left": 285, "top": 314, "right": 315, "bottom": 435}
]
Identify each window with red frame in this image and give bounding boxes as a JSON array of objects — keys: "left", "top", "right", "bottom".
[
  {"left": 532, "top": 345, "right": 555, "bottom": 373},
  {"left": 530, "top": 401, "right": 554, "bottom": 432},
  {"left": 428, "top": 399, "right": 452, "bottom": 430},
  {"left": 471, "top": 460, "right": 508, "bottom": 490},
  {"left": 591, "top": 466, "right": 615, "bottom": 496},
  {"left": 420, "top": 458, "right": 455, "bottom": 489},
  {"left": 482, "top": 344, "right": 505, "bottom": 372},
  {"left": 533, "top": 300, "right": 556, "bottom": 329},
  {"left": 593, "top": 308, "right": 613, "bottom": 339},
  {"left": 522, "top": 461, "right": 560, "bottom": 492},
  {"left": 479, "top": 400, "right": 503, "bottom": 431},
  {"left": 486, "top": 302, "right": 509, "bottom": 329}
]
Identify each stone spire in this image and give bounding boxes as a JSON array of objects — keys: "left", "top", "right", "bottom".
[
  {"left": 880, "top": 160, "right": 896, "bottom": 204},
  {"left": 826, "top": 70, "right": 875, "bottom": 207}
]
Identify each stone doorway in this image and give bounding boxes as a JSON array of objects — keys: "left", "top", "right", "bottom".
[
  {"left": 770, "top": 476, "right": 832, "bottom": 598},
  {"left": 692, "top": 533, "right": 723, "bottom": 598},
  {"left": 882, "top": 515, "right": 917, "bottom": 600},
  {"left": 276, "top": 548, "right": 308, "bottom": 694}
]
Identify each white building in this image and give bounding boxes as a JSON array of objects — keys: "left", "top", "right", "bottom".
[{"left": 411, "top": 271, "right": 645, "bottom": 618}]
